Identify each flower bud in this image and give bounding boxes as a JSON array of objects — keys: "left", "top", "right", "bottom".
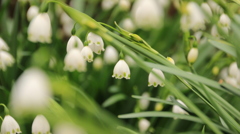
[
  {"left": 139, "top": 92, "right": 150, "bottom": 110},
  {"left": 104, "top": 46, "right": 118, "bottom": 64},
  {"left": 138, "top": 118, "right": 150, "bottom": 133},
  {"left": 167, "top": 57, "right": 175, "bottom": 64},
  {"left": 118, "top": 0, "right": 131, "bottom": 11},
  {"left": 93, "top": 57, "right": 103, "bottom": 71},
  {"left": 120, "top": 18, "right": 136, "bottom": 32},
  {"left": 187, "top": 48, "right": 198, "bottom": 63}
]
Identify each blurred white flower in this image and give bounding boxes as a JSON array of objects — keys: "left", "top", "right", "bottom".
[
  {"left": 64, "top": 48, "right": 86, "bottom": 72},
  {"left": 167, "top": 57, "right": 175, "bottom": 65},
  {"left": 120, "top": 18, "right": 136, "bottom": 32},
  {"left": 157, "top": 0, "right": 170, "bottom": 8},
  {"left": 211, "top": 25, "right": 220, "bottom": 38},
  {"left": 201, "top": 3, "right": 212, "bottom": 21},
  {"left": 93, "top": 57, "right": 103, "bottom": 71},
  {"left": 87, "top": 32, "right": 105, "bottom": 54},
  {"left": 228, "top": 62, "right": 239, "bottom": 78},
  {"left": 139, "top": 92, "right": 150, "bottom": 110},
  {"left": 219, "top": 67, "right": 228, "bottom": 80},
  {"left": 49, "top": 57, "right": 57, "bottom": 69},
  {"left": 1, "top": 115, "right": 21, "bottom": 134},
  {"left": 0, "top": 37, "right": 9, "bottom": 51},
  {"left": 225, "top": 76, "right": 239, "bottom": 88},
  {"left": 66, "top": 35, "right": 84, "bottom": 53},
  {"left": 125, "top": 55, "right": 136, "bottom": 67},
  {"left": 101, "top": 0, "right": 118, "bottom": 10},
  {"left": 53, "top": 122, "right": 86, "bottom": 134},
  {"left": 118, "top": 0, "right": 131, "bottom": 11},
  {"left": 28, "top": 13, "right": 52, "bottom": 43},
  {"left": 60, "top": 12, "right": 74, "bottom": 36},
  {"left": 172, "top": 99, "right": 188, "bottom": 114},
  {"left": 138, "top": 118, "right": 150, "bottom": 133},
  {"left": 131, "top": 0, "right": 164, "bottom": 30},
  {"left": 10, "top": 68, "right": 52, "bottom": 116},
  {"left": 148, "top": 68, "right": 165, "bottom": 87},
  {"left": 219, "top": 13, "right": 231, "bottom": 28},
  {"left": 112, "top": 59, "right": 130, "bottom": 79},
  {"left": 81, "top": 46, "right": 94, "bottom": 62},
  {"left": 187, "top": 48, "right": 198, "bottom": 63},
  {"left": 104, "top": 46, "right": 118, "bottom": 64},
  {"left": 0, "top": 51, "right": 15, "bottom": 71},
  {"left": 32, "top": 115, "right": 51, "bottom": 134},
  {"left": 27, "top": 6, "right": 39, "bottom": 21},
  {"left": 207, "top": 0, "right": 223, "bottom": 15}
]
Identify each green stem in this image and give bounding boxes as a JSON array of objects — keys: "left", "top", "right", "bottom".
[{"left": 0, "top": 103, "right": 9, "bottom": 115}]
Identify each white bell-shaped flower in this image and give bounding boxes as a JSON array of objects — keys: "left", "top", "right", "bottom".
[
  {"left": 219, "top": 13, "right": 231, "bottom": 28},
  {"left": 64, "top": 48, "right": 86, "bottom": 72},
  {"left": 0, "top": 51, "right": 15, "bottom": 71},
  {"left": 66, "top": 35, "right": 84, "bottom": 52},
  {"left": 138, "top": 118, "right": 150, "bottom": 133},
  {"left": 28, "top": 13, "right": 52, "bottom": 43},
  {"left": 118, "top": 0, "right": 131, "bottom": 11},
  {"left": 104, "top": 46, "right": 118, "bottom": 64},
  {"left": 32, "top": 115, "right": 51, "bottom": 134},
  {"left": 229, "top": 62, "right": 239, "bottom": 78},
  {"left": 225, "top": 76, "right": 239, "bottom": 88},
  {"left": 187, "top": 48, "right": 198, "bottom": 63},
  {"left": 53, "top": 122, "right": 86, "bottom": 134},
  {"left": 207, "top": 0, "right": 223, "bottom": 15},
  {"left": 131, "top": 0, "right": 164, "bottom": 30},
  {"left": 87, "top": 32, "right": 105, "bottom": 54},
  {"left": 27, "top": 6, "right": 39, "bottom": 21},
  {"left": 112, "top": 59, "right": 130, "bottom": 79},
  {"left": 9, "top": 68, "right": 52, "bottom": 116},
  {"left": 120, "top": 18, "right": 136, "bottom": 32},
  {"left": 93, "top": 57, "right": 103, "bottom": 71},
  {"left": 172, "top": 99, "right": 188, "bottom": 114},
  {"left": 148, "top": 68, "right": 165, "bottom": 87},
  {"left": 1, "top": 115, "right": 21, "bottom": 134},
  {"left": 139, "top": 92, "right": 150, "bottom": 110},
  {"left": 201, "top": 3, "right": 212, "bottom": 17},
  {"left": 81, "top": 46, "right": 94, "bottom": 62},
  {"left": 0, "top": 38, "right": 9, "bottom": 51},
  {"left": 101, "top": 0, "right": 118, "bottom": 10}
]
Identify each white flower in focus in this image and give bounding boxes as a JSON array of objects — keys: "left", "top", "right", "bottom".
[
  {"left": 148, "top": 68, "right": 165, "bottom": 87},
  {"left": 139, "top": 92, "right": 150, "bottom": 110},
  {"left": 172, "top": 99, "right": 188, "bottom": 114},
  {"left": 87, "top": 32, "right": 105, "bottom": 54},
  {"left": 0, "top": 51, "right": 15, "bottom": 71},
  {"left": 53, "top": 122, "right": 86, "bottom": 134},
  {"left": 120, "top": 18, "right": 136, "bottom": 32},
  {"left": 187, "top": 48, "right": 198, "bottom": 63},
  {"left": 131, "top": 0, "right": 164, "bottom": 30},
  {"left": 219, "top": 13, "right": 231, "bottom": 28},
  {"left": 32, "top": 115, "right": 51, "bottom": 134},
  {"left": 81, "top": 46, "right": 94, "bottom": 62},
  {"left": 112, "top": 59, "right": 130, "bottom": 79},
  {"left": 64, "top": 48, "right": 86, "bottom": 72},
  {"left": 101, "top": 0, "right": 118, "bottom": 10},
  {"left": 66, "top": 35, "right": 84, "bottom": 52},
  {"left": 10, "top": 68, "right": 52, "bottom": 116},
  {"left": 28, "top": 13, "right": 52, "bottom": 43},
  {"left": 27, "top": 6, "right": 39, "bottom": 21},
  {"left": 138, "top": 118, "right": 150, "bottom": 133},
  {"left": 93, "top": 57, "right": 103, "bottom": 71},
  {"left": 118, "top": 0, "right": 131, "bottom": 11},
  {"left": 1, "top": 115, "right": 21, "bottom": 134},
  {"left": 104, "top": 46, "right": 118, "bottom": 64},
  {"left": 0, "top": 38, "right": 9, "bottom": 51}
]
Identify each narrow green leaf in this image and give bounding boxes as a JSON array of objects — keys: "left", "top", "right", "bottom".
[
  {"left": 117, "top": 126, "right": 139, "bottom": 134},
  {"left": 208, "top": 39, "right": 236, "bottom": 57},
  {"left": 102, "top": 94, "right": 126, "bottom": 108}
]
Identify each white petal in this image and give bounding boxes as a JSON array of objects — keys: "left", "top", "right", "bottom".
[
  {"left": 67, "top": 35, "right": 84, "bottom": 52},
  {"left": 1, "top": 115, "right": 21, "bottom": 134},
  {"left": 64, "top": 48, "right": 86, "bottom": 72},
  {"left": 148, "top": 68, "right": 165, "bottom": 87},
  {"left": 81, "top": 46, "right": 94, "bottom": 62},
  {"left": 0, "top": 51, "right": 15, "bottom": 71},
  {"left": 0, "top": 38, "right": 9, "bottom": 51},
  {"left": 32, "top": 115, "right": 50, "bottom": 134},
  {"left": 104, "top": 46, "right": 118, "bottom": 64},
  {"left": 87, "top": 32, "right": 104, "bottom": 54},
  {"left": 112, "top": 59, "right": 130, "bottom": 79}
]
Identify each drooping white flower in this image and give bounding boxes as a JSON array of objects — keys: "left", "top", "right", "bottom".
[
  {"left": 225, "top": 76, "right": 239, "bottom": 88},
  {"left": 228, "top": 62, "right": 239, "bottom": 78},
  {"left": 148, "top": 68, "right": 165, "bottom": 87},
  {"left": 201, "top": 3, "right": 212, "bottom": 18},
  {"left": 66, "top": 35, "right": 84, "bottom": 53},
  {"left": 138, "top": 118, "right": 150, "bottom": 133},
  {"left": 219, "top": 13, "right": 231, "bottom": 28},
  {"left": 172, "top": 99, "right": 188, "bottom": 114},
  {"left": 104, "top": 46, "right": 118, "bottom": 64},
  {"left": 101, "top": 0, "right": 118, "bottom": 10},
  {"left": 0, "top": 51, "right": 15, "bottom": 71},
  {"left": 1, "top": 115, "right": 21, "bottom": 134},
  {"left": 118, "top": 0, "right": 131, "bottom": 11},
  {"left": 131, "top": 0, "right": 164, "bottom": 30},
  {"left": 0, "top": 38, "right": 9, "bottom": 51},
  {"left": 81, "top": 46, "right": 94, "bottom": 62},
  {"left": 27, "top": 6, "right": 39, "bottom": 21},
  {"left": 112, "top": 59, "right": 130, "bottom": 79},
  {"left": 211, "top": 25, "right": 220, "bottom": 38},
  {"left": 187, "top": 48, "right": 198, "bottom": 63},
  {"left": 207, "top": 0, "right": 223, "bottom": 15},
  {"left": 9, "top": 68, "right": 52, "bottom": 116},
  {"left": 32, "top": 115, "right": 51, "bottom": 134},
  {"left": 120, "top": 18, "right": 136, "bottom": 32},
  {"left": 64, "top": 48, "right": 86, "bottom": 72},
  {"left": 93, "top": 57, "right": 103, "bottom": 71},
  {"left": 87, "top": 32, "right": 105, "bottom": 54},
  {"left": 139, "top": 92, "right": 150, "bottom": 110},
  {"left": 53, "top": 122, "right": 86, "bottom": 134},
  {"left": 219, "top": 67, "right": 228, "bottom": 80},
  {"left": 28, "top": 13, "right": 52, "bottom": 43}
]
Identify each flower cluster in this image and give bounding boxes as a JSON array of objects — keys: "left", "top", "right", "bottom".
[{"left": 0, "top": 38, "right": 15, "bottom": 71}]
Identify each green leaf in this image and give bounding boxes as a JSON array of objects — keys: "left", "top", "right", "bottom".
[
  {"left": 208, "top": 39, "right": 236, "bottom": 57},
  {"left": 117, "top": 126, "right": 139, "bottom": 134},
  {"left": 102, "top": 94, "right": 126, "bottom": 108}
]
